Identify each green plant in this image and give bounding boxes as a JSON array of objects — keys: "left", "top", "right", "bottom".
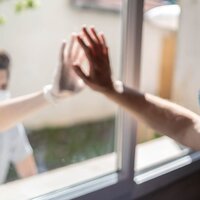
[
  {"left": 15, "top": 0, "right": 40, "bottom": 12},
  {"left": 0, "top": 15, "right": 5, "bottom": 24},
  {"left": 0, "top": 0, "right": 40, "bottom": 25}
]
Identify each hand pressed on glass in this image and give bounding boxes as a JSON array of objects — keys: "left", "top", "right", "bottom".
[
  {"left": 73, "top": 27, "right": 115, "bottom": 94},
  {"left": 51, "top": 35, "right": 85, "bottom": 99}
]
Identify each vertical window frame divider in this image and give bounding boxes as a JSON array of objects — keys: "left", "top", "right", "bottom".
[
  {"left": 32, "top": 0, "right": 144, "bottom": 199},
  {"left": 118, "top": 0, "right": 144, "bottom": 183}
]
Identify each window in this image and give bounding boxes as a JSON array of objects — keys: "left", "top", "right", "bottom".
[
  {"left": 135, "top": 1, "right": 188, "bottom": 174},
  {"left": 0, "top": 0, "right": 200, "bottom": 200},
  {"left": 0, "top": 0, "right": 123, "bottom": 198},
  {"left": 133, "top": 0, "right": 200, "bottom": 198}
]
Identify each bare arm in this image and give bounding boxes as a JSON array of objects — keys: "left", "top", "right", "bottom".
[
  {"left": 0, "top": 36, "right": 84, "bottom": 132},
  {"left": 0, "top": 91, "right": 48, "bottom": 132},
  {"left": 73, "top": 27, "right": 200, "bottom": 150},
  {"left": 104, "top": 85, "right": 200, "bottom": 150},
  {"left": 15, "top": 154, "right": 37, "bottom": 178}
]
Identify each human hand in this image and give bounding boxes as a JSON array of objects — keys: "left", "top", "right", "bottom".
[
  {"left": 51, "top": 35, "right": 85, "bottom": 98},
  {"left": 73, "top": 27, "right": 115, "bottom": 95},
  {"left": 43, "top": 35, "right": 85, "bottom": 104}
]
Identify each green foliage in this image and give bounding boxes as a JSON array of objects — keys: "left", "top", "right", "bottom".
[
  {"left": 0, "top": 0, "right": 40, "bottom": 25},
  {"left": 0, "top": 15, "right": 5, "bottom": 24},
  {"left": 6, "top": 118, "right": 115, "bottom": 182},
  {"left": 15, "top": 0, "right": 40, "bottom": 13}
]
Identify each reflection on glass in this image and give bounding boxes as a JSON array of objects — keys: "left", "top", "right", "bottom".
[
  {"left": 135, "top": 0, "right": 191, "bottom": 173},
  {"left": 0, "top": 0, "right": 122, "bottom": 198}
]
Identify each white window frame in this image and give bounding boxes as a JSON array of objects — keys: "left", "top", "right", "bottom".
[
  {"left": 32, "top": 0, "right": 142, "bottom": 199},
  {"left": 32, "top": 0, "right": 200, "bottom": 199},
  {"left": 131, "top": 0, "right": 200, "bottom": 199}
]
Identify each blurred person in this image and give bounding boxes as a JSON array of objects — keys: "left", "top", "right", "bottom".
[
  {"left": 73, "top": 27, "right": 200, "bottom": 150},
  {"left": 0, "top": 35, "right": 84, "bottom": 183},
  {"left": 0, "top": 35, "right": 84, "bottom": 133},
  {"left": 0, "top": 51, "right": 38, "bottom": 183}
]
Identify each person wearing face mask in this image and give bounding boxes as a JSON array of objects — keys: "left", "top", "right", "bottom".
[
  {"left": 0, "top": 35, "right": 84, "bottom": 132},
  {"left": 0, "top": 35, "right": 84, "bottom": 183},
  {"left": 0, "top": 51, "right": 38, "bottom": 184}
]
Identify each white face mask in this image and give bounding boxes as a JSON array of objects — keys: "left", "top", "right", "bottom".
[{"left": 0, "top": 90, "right": 11, "bottom": 101}]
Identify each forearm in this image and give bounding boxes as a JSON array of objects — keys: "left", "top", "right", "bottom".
[
  {"left": 104, "top": 83, "right": 200, "bottom": 144},
  {"left": 0, "top": 91, "right": 49, "bottom": 132},
  {"left": 16, "top": 155, "right": 38, "bottom": 178}
]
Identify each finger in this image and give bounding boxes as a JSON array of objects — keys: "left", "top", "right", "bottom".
[
  {"left": 89, "top": 27, "right": 104, "bottom": 54},
  {"left": 90, "top": 27, "right": 101, "bottom": 44},
  {"left": 77, "top": 35, "right": 93, "bottom": 61},
  {"left": 97, "top": 33, "right": 110, "bottom": 66},
  {"left": 99, "top": 33, "right": 109, "bottom": 56},
  {"left": 66, "top": 34, "right": 76, "bottom": 58},
  {"left": 72, "top": 41, "right": 81, "bottom": 61},
  {"left": 99, "top": 32, "right": 107, "bottom": 46},
  {"left": 82, "top": 26, "right": 96, "bottom": 48},
  {"left": 54, "top": 41, "right": 66, "bottom": 93},
  {"left": 73, "top": 65, "right": 90, "bottom": 83},
  {"left": 60, "top": 40, "right": 66, "bottom": 63}
]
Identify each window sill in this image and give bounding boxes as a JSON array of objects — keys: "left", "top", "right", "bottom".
[
  {"left": 0, "top": 153, "right": 117, "bottom": 200},
  {"left": 135, "top": 136, "right": 189, "bottom": 172},
  {"left": 1, "top": 137, "right": 195, "bottom": 200},
  {"left": 133, "top": 137, "right": 200, "bottom": 199}
]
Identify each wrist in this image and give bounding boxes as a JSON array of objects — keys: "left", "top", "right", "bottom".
[
  {"left": 43, "top": 85, "right": 58, "bottom": 105},
  {"left": 103, "top": 80, "right": 124, "bottom": 97}
]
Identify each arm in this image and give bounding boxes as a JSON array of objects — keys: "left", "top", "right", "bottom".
[
  {"left": 15, "top": 154, "right": 37, "bottom": 178},
  {"left": 104, "top": 86, "right": 200, "bottom": 150},
  {"left": 0, "top": 91, "right": 48, "bottom": 132},
  {"left": 73, "top": 27, "right": 200, "bottom": 150},
  {"left": 0, "top": 36, "right": 84, "bottom": 132},
  {"left": 12, "top": 124, "right": 37, "bottom": 178}
]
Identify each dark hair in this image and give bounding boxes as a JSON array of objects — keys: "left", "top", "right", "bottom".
[{"left": 0, "top": 50, "right": 10, "bottom": 76}]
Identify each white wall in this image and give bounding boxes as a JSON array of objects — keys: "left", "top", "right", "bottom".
[
  {"left": 172, "top": 0, "right": 200, "bottom": 114},
  {"left": 140, "top": 19, "right": 166, "bottom": 94},
  {"left": 0, "top": 0, "right": 121, "bottom": 128},
  {"left": 0, "top": 1, "right": 169, "bottom": 129}
]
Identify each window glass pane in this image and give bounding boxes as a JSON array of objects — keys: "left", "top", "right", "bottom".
[
  {"left": 0, "top": 0, "right": 122, "bottom": 198},
  {"left": 135, "top": 0, "right": 193, "bottom": 173},
  {"left": 73, "top": 0, "right": 122, "bottom": 12}
]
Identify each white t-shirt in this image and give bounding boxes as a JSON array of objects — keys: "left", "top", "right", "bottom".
[{"left": 0, "top": 124, "right": 33, "bottom": 184}]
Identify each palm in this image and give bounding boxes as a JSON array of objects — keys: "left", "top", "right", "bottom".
[{"left": 59, "top": 36, "right": 84, "bottom": 93}]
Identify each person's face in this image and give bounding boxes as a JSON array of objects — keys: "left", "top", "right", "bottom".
[{"left": 0, "top": 69, "right": 9, "bottom": 90}]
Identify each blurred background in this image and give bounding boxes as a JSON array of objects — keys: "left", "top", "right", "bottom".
[{"left": 0, "top": 0, "right": 199, "bottom": 185}]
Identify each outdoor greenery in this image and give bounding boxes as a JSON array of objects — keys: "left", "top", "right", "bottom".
[
  {"left": 6, "top": 117, "right": 115, "bottom": 183},
  {"left": 0, "top": 0, "right": 40, "bottom": 24}
]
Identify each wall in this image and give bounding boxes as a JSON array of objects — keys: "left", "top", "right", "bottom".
[
  {"left": 0, "top": 0, "right": 121, "bottom": 128},
  {"left": 134, "top": 1, "right": 200, "bottom": 199},
  {"left": 172, "top": 0, "right": 200, "bottom": 114},
  {"left": 0, "top": 0, "right": 165, "bottom": 129}
]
